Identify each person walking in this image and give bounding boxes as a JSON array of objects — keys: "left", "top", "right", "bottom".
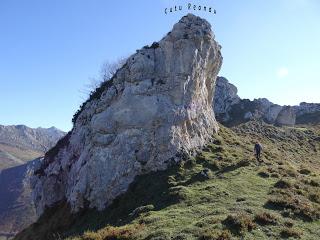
[{"left": 254, "top": 142, "right": 263, "bottom": 162}]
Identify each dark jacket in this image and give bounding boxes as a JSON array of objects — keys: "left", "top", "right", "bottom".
[{"left": 254, "top": 143, "right": 262, "bottom": 153}]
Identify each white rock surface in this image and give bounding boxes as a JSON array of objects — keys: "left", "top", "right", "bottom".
[
  {"left": 275, "top": 106, "right": 296, "bottom": 126},
  {"left": 31, "top": 14, "right": 222, "bottom": 215},
  {"left": 213, "top": 77, "right": 240, "bottom": 122},
  {"left": 294, "top": 102, "right": 320, "bottom": 116}
]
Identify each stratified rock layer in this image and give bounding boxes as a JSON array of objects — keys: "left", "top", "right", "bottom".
[{"left": 31, "top": 14, "right": 222, "bottom": 215}]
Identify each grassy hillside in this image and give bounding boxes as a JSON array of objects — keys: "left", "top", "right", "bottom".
[{"left": 15, "top": 121, "right": 320, "bottom": 240}]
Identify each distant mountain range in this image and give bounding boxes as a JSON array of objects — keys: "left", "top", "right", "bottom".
[
  {"left": 0, "top": 125, "right": 64, "bottom": 239},
  {"left": 0, "top": 125, "right": 65, "bottom": 170}
]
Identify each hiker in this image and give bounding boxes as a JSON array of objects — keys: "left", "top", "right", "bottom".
[{"left": 254, "top": 142, "right": 263, "bottom": 162}]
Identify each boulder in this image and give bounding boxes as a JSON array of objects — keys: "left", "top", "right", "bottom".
[{"left": 275, "top": 106, "right": 296, "bottom": 126}]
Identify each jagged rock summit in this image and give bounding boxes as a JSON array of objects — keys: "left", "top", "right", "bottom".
[{"left": 31, "top": 14, "right": 222, "bottom": 215}]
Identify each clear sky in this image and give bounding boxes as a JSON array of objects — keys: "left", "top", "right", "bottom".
[{"left": 1, "top": 0, "right": 319, "bottom": 131}]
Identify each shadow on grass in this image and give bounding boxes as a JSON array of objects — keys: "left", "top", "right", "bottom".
[
  {"left": 217, "top": 159, "right": 251, "bottom": 175},
  {"left": 14, "top": 164, "right": 183, "bottom": 240}
]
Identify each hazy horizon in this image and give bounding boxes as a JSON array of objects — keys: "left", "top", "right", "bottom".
[{"left": 1, "top": 0, "right": 319, "bottom": 131}]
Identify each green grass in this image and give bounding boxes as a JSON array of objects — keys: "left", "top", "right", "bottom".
[{"left": 14, "top": 121, "right": 320, "bottom": 240}]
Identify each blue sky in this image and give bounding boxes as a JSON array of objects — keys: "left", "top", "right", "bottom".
[{"left": 0, "top": 0, "right": 319, "bottom": 131}]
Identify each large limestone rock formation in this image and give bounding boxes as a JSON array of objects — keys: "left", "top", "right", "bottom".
[{"left": 31, "top": 14, "right": 222, "bottom": 215}]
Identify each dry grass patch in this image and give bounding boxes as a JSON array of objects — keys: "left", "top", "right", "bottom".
[
  {"left": 81, "top": 224, "right": 143, "bottom": 240},
  {"left": 254, "top": 212, "right": 278, "bottom": 225},
  {"left": 223, "top": 212, "right": 255, "bottom": 236},
  {"left": 266, "top": 189, "right": 320, "bottom": 221},
  {"left": 280, "top": 227, "right": 302, "bottom": 239},
  {"left": 198, "top": 229, "right": 232, "bottom": 240}
]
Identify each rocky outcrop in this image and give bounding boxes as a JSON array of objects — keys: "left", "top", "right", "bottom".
[
  {"left": 213, "top": 77, "right": 283, "bottom": 125},
  {"left": 213, "top": 77, "right": 320, "bottom": 126},
  {"left": 213, "top": 77, "right": 240, "bottom": 122},
  {"left": 31, "top": 14, "right": 222, "bottom": 215},
  {"left": 294, "top": 103, "right": 320, "bottom": 124},
  {"left": 275, "top": 106, "right": 296, "bottom": 126}
]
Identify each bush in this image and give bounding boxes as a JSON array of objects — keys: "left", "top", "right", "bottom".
[
  {"left": 258, "top": 171, "right": 269, "bottom": 178},
  {"left": 254, "top": 212, "right": 278, "bottom": 225},
  {"left": 199, "top": 229, "right": 231, "bottom": 240},
  {"left": 266, "top": 194, "right": 319, "bottom": 221},
  {"left": 72, "top": 78, "right": 115, "bottom": 124},
  {"left": 270, "top": 173, "right": 280, "bottom": 178},
  {"left": 274, "top": 179, "right": 292, "bottom": 189},
  {"left": 309, "top": 192, "right": 320, "bottom": 204},
  {"left": 223, "top": 213, "right": 255, "bottom": 235},
  {"left": 280, "top": 227, "right": 302, "bottom": 239},
  {"left": 129, "top": 205, "right": 155, "bottom": 218},
  {"left": 82, "top": 224, "right": 141, "bottom": 240},
  {"left": 284, "top": 220, "right": 294, "bottom": 228},
  {"left": 299, "top": 168, "right": 311, "bottom": 175},
  {"left": 310, "top": 179, "right": 320, "bottom": 187}
]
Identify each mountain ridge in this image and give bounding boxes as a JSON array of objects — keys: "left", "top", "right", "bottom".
[
  {"left": 0, "top": 125, "right": 64, "bottom": 239},
  {"left": 0, "top": 124, "right": 65, "bottom": 170},
  {"left": 213, "top": 77, "right": 320, "bottom": 127}
]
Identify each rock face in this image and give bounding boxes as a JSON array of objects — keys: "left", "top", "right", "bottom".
[
  {"left": 213, "top": 77, "right": 240, "bottom": 122},
  {"left": 275, "top": 106, "right": 296, "bottom": 126},
  {"left": 213, "top": 77, "right": 320, "bottom": 126},
  {"left": 31, "top": 14, "right": 222, "bottom": 215},
  {"left": 294, "top": 103, "right": 320, "bottom": 124},
  {"left": 213, "top": 77, "right": 285, "bottom": 126}
]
